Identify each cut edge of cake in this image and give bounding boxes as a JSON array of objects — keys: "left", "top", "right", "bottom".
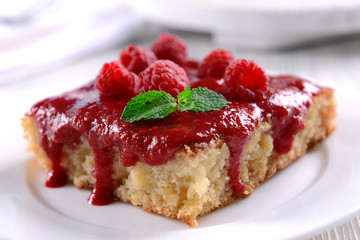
[{"left": 21, "top": 87, "right": 336, "bottom": 227}]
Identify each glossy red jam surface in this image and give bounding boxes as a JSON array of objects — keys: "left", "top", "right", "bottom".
[{"left": 29, "top": 75, "right": 319, "bottom": 205}]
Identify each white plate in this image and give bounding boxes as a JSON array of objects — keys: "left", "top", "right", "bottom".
[
  {"left": 0, "top": 83, "right": 360, "bottom": 240},
  {"left": 130, "top": 0, "right": 360, "bottom": 48}
]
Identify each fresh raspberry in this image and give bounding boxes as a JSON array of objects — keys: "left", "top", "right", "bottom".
[
  {"left": 222, "top": 59, "right": 268, "bottom": 100},
  {"left": 151, "top": 33, "right": 188, "bottom": 66},
  {"left": 120, "top": 45, "right": 157, "bottom": 74},
  {"left": 184, "top": 59, "right": 200, "bottom": 69},
  {"left": 198, "top": 49, "right": 234, "bottom": 78},
  {"left": 184, "top": 59, "right": 200, "bottom": 78},
  {"left": 137, "top": 60, "right": 190, "bottom": 97},
  {"left": 96, "top": 61, "right": 138, "bottom": 97}
]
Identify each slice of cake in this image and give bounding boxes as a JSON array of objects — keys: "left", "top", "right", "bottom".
[{"left": 22, "top": 33, "right": 336, "bottom": 227}]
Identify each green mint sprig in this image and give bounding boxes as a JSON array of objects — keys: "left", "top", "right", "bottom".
[{"left": 121, "top": 87, "right": 231, "bottom": 122}]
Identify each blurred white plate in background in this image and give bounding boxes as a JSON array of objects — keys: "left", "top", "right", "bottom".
[
  {"left": 131, "top": 0, "right": 360, "bottom": 48},
  {"left": 0, "top": 1, "right": 143, "bottom": 85}
]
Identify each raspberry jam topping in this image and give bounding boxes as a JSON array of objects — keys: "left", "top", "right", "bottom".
[
  {"left": 30, "top": 75, "right": 319, "bottom": 205},
  {"left": 28, "top": 34, "right": 320, "bottom": 205}
]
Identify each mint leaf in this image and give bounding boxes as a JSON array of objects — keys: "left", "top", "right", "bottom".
[
  {"left": 177, "top": 87, "right": 231, "bottom": 112},
  {"left": 177, "top": 86, "right": 193, "bottom": 110},
  {"left": 121, "top": 87, "right": 231, "bottom": 122},
  {"left": 121, "top": 91, "right": 177, "bottom": 122}
]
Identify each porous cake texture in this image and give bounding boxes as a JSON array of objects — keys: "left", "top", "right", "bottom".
[{"left": 22, "top": 87, "right": 335, "bottom": 227}]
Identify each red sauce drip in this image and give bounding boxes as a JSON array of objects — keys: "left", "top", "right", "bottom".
[
  {"left": 45, "top": 165, "right": 67, "bottom": 187},
  {"left": 264, "top": 76, "right": 317, "bottom": 153},
  {"left": 29, "top": 75, "right": 319, "bottom": 205},
  {"left": 88, "top": 140, "right": 115, "bottom": 205}
]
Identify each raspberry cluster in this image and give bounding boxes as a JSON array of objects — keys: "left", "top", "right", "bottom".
[
  {"left": 95, "top": 33, "right": 268, "bottom": 101},
  {"left": 96, "top": 33, "right": 190, "bottom": 98}
]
